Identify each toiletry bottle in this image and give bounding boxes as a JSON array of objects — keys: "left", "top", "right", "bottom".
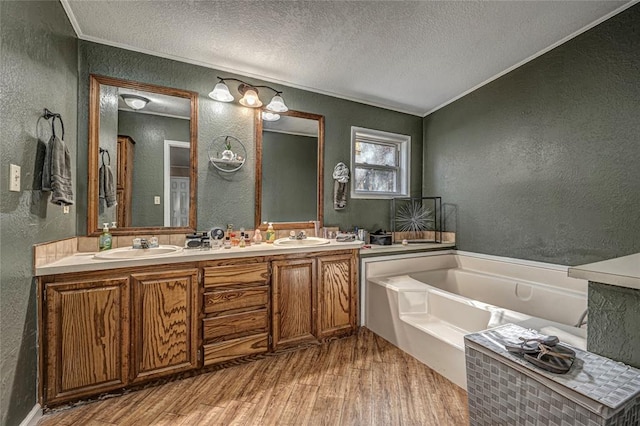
[
  {"left": 244, "top": 231, "right": 251, "bottom": 246},
  {"left": 223, "top": 236, "right": 231, "bottom": 249},
  {"left": 253, "top": 229, "right": 262, "bottom": 244},
  {"left": 239, "top": 230, "right": 246, "bottom": 248},
  {"left": 99, "top": 223, "right": 112, "bottom": 251},
  {"left": 266, "top": 222, "right": 275, "bottom": 243}
]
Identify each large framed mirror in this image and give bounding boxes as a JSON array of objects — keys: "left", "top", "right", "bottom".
[
  {"left": 88, "top": 75, "right": 198, "bottom": 235},
  {"left": 255, "top": 110, "right": 324, "bottom": 229}
]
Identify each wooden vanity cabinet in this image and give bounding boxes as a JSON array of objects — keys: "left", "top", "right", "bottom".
[
  {"left": 317, "top": 253, "right": 357, "bottom": 339},
  {"left": 202, "top": 262, "right": 270, "bottom": 366},
  {"left": 39, "top": 249, "right": 358, "bottom": 407},
  {"left": 42, "top": 276, "right": 130, "bottom": 405},
  {"left": 272, "top": 250, "right": 358, "bottom": 350},
  {"left": 272, "top": 258, "right": 317, "bottom": 350},
  {"left": 40, "top": 265, "right": 201, "bottom": 406},
  {"left": 130, "top": 268, "right": 199, "bottom": 383}
]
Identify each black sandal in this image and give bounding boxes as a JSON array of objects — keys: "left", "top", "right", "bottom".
[
  {"left": 523, "top": 343, "right": 575, "bottom": 374},
  {"left": 505, "top": 335, "right": 560, "bottom": 355}
]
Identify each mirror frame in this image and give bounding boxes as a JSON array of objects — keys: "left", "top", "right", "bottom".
[
  {"left": 87, "top": 74, "right": 198, "bottom": 236},
  {"left": 254, "top": 109, "right": 324, "bottom": 230}
]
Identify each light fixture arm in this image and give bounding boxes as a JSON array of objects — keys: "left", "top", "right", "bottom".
[{"left": 216, "top": 76, "right": 282, "bottom": 96}]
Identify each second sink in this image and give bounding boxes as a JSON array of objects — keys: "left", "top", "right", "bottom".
[{"left": 273, "top": 237, "right": 331, "bottom": 247}]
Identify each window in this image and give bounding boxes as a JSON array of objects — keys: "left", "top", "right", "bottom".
[{"left": 350, "top": 126, "right": 410, "bottom": 199}]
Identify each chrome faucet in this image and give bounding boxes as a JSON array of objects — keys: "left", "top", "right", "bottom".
[
  {"left": 289, "top": 231, "right": 307, "bottom": 240},
  {"left": 140, "top": 238, "right": 149, "bottom": 249}
]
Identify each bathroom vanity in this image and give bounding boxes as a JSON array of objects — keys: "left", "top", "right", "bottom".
[{"left": 36, "top": 243, "right": 359, "bottom": 408}]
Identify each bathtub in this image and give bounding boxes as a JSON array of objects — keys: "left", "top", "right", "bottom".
[{"left": 364, "top": 251, "right": 587, "bottom": 389}]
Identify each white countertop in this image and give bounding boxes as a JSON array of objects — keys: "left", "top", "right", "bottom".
[
  {"left": 35, "top": 240, "right": 364, "bottom": 276},
  {"left": 568, "top": 253, "right": 640, "bottom": 290}
]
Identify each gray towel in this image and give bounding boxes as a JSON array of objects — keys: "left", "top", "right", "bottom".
[
  {"left": 42, "top": 135, "right": 73, "bottom": 205},
  {"left": 99, "top": 163, "right": 116, "bottom": 208},
  {"left": 333, "top": 181, "right": 347, "bottom": 210}
]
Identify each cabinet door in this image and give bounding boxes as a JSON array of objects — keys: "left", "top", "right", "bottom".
[
  {"left": 130, "top": 269, "right": 199, "bottom": 382},
  {"left": 272, "top": 259, "right": 317, "bottom": 349},
  {"left": 317, "top": 254, "right": 357, "bottom": 338},
  {"left": 45, "top": 277, "right": 129, "bottom": 404}
]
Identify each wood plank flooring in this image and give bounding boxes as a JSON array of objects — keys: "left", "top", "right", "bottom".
[{"left": 39, "top": 328, "right": 469, "bottom": 425}]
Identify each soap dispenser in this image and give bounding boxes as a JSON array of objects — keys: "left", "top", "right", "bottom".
[
  {"left": 266, "top": 222, "right": 276, "bottom": 244},
  {"left": 99, "top": 223, "right": 112, "bottom": 251}
]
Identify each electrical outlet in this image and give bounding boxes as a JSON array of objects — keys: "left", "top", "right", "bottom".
[
  {"left": 63, "top": 206, "right": 70, "bottom": 214},
  {"left": 154, "top": 196, "right": 161, "bottom": 205},
  {"left": 9, "top": 164, "right": 20, "bottom": 192}
]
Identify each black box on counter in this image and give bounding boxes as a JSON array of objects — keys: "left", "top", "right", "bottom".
[{"left": 369, "top": 233, "right": 392, "bottom": 245}]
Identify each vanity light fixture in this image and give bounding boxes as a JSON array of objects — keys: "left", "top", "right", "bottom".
[
  {"left": 121, "top": 94, "right": 150, "bottom": 110},
  {"left": 209, "top": 76, "right": 288, "bottom": 112},
  {"left": 261, "top": 111, "right": 281, "bottom": 122}
]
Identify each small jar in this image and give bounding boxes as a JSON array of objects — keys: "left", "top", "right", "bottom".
[{"left": 200, "top": 236, "right": 211, "bottom": 250}]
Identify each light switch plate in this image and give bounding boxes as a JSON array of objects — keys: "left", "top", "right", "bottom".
[
  {"left": 63, "top": 205, "right": 70, "bottom": 214},
  {"left": 154, "top": 196, "right": 160, "bottom": 205},
  {"left": 9, "top": 164, "right": 20, "bottom": 192}
]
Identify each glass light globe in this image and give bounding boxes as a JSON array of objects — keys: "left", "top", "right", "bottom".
[
  {"left": 239, "top": 89, "right": 262, "bottom": 108},
  {"left": 209, "top": 82, "right": 234, "bottom": 102},
  {"left": 266, "top": 95, "right": 288, "bottom": 112}
]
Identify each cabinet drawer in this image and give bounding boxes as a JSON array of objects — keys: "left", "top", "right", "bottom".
[
  {"left": 204, "top": 285, "right": 268, "bottom": 315},
  {"left": 203, "top": 333, "right": 268, "bottom": 366},
  {"left": 204, "top": 263, "right": 269, "bottom": 287},
  {"left": 203, "top": 309, "right": 268, "bottom": 341}
]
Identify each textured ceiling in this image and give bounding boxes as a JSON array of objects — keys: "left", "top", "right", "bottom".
[{"left": 64, "top": 0, "right": 632, "bottom": 116}]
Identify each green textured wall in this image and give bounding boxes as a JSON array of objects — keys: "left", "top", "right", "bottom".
[
  {"left": 0, "top": 1, "right": 78, "bottom": 425},
  {"left": 118, "top": 111, "right": 190, "bottom": 227},
  {"left": 423, "top": 4, "right": 640, "bottom": 266},
  {"left": 78, "top": 41, "right": 423, "bottom": 233},
  {"left": 262, "top": 132, "right": 317, "bottom": 222}
]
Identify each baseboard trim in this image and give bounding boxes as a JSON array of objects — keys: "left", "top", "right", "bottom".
[{"left": 19, "top": 404, "right": 42, "bottom": 426}]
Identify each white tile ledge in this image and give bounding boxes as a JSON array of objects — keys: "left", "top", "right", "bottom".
[
  {"left": 568, "top": 253, "right": 640, "bottom": 290},
  {"left": 35, "top": 240, "right": 363, "bottom": 276}
]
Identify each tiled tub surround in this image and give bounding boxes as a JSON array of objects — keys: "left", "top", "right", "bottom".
[
  {"left": 365, "top": 251, "right": 588, "bottom": 389},
  {"left": 569, "top": 253, "right": 640, "bottom": 368}
]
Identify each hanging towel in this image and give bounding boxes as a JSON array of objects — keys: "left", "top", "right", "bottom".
[
  {"left": 99, "top": 159, "right": 116, "bottom": 208},
  {"left": 333, "top": 162, "right": 349, "bottom": 210},
  {"left": 42, "top": 134, "right": 74, "bottom": 205}
]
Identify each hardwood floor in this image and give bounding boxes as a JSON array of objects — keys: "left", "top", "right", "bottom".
[{"left": 39, "top": 328, "right": 469, "bottom": 425}]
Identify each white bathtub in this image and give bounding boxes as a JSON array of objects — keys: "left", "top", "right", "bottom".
[{"left": 364, "top": 251, "right": 587, "bottom": 389}]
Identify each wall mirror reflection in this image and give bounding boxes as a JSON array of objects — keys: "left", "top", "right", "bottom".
[
  {"left": 255, "top": 110, "right": 324, "bottom": 229},
  {"left": 88, "top": 75, "right": 198, "bottom": 235}
]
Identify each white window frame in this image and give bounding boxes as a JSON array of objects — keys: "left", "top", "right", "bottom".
[{"left": 350, "top": 126, "right": 410, "bottom": 199}]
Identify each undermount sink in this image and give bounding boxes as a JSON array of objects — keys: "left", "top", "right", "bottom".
[
  {"left": 93, "top": 245, "right": 183, "bottom": 260},
  {"left": 273, "top": 237, "right": 331, "bottom": 247}
]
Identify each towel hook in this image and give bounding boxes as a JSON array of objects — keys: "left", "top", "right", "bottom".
[{"left": 42, "top": 108, "right": 65, "bottom": 140}]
